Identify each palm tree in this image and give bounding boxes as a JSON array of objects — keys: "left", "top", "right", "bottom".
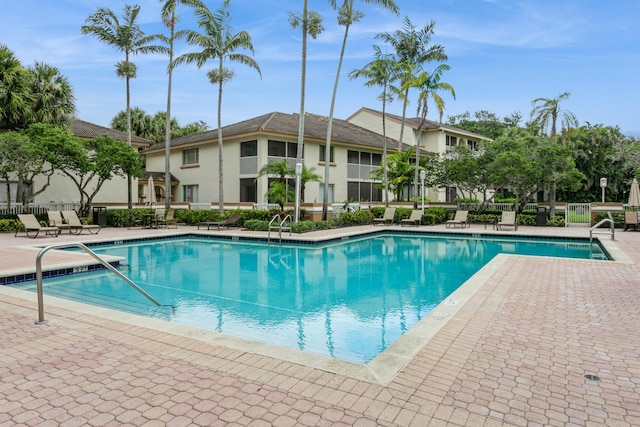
[
  {"left": 159, "top": 0, "right": 205, "bottom": 210},
  {"left": 403, "top": 64, "right": 455, "bottom": 208},
  {"left": 530, "top": 92, "right": 578, "bottom": 216},
  {"left": 299, "top": 165, "right": 322, "bottom": 202},
  {"left": 27, "top": 62, "right": 75, "bottom": 128},
  {"left": 0, "top": 44, "right": 32, "bottom": 130},
  {"left": 175, "top": 0, "right": 261, "bottom": 214},
  {"left": 348, "top": 45, "right": 398, "bottom": 207},
  {"left": 81, "top": 4, "right": 163, "bottom": 209},
  {"left": 321, "top": 0, "right": 399, "bottom": 220},
  {"left": 257, "top": 159, "right": 294, "bottom": 185},
  {"left": 530, "top": 92, "right": 578, "bottom": 139},
  {"left": 376, "top": 17, "right": 447, "bottom": 147},
  {"left": 289, "top": 0, "right": 323, "bottom": 223}
]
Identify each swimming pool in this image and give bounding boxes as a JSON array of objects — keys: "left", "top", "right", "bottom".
[{"left": 12, "top": 233, "right": 607, "bottom": 364}]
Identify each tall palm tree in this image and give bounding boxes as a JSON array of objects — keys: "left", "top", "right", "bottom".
[
  {"left": 27, "top": 62, "right": 75, "bottom": 128},
  {"left": 0, "top": 44, "right": 32, "bottom": 130},
  {"left": 377, "top": 17, "right": 447, "bottom": 147},
  {"left": 289, "top": 0, "right": 323, "bottom": 222},
  {"left": 530, "top": 92, "right": 578, "bottom": 139},
  {"left": 321, "top": 0, "right": 399, "bottom": 220},
  {"left": 404, "top": 64, "right": 455, "bottom": 208},
  {"left": 159, "top": 0, "right": 205, "bottom": 210},
  {"left": 530, "top": 92, "right": 578, "bottom": 216},
  {"left": 348, "top": 45, "right": 398, "bottom": 207},
  {"left": 81, "top": 4, "right": 163, "bottom": 209},
  {"left": 175, "top": 0, "right": 261, "bottom": 214}
]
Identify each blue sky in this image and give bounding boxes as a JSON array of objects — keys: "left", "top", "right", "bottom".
[{"left": 2, "top": 0, "right": 639, "bottom": 136}]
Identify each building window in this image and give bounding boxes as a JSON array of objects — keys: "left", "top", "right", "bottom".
[
  {"left": 182, "top": 148, "right": 199, "bottom": 165},
  {"left": 371, "top": 153, "right": 382, "bottom": 166},
  {"left": 268, "top": 140, "right": 298, "bottom": 158},
  {"left": 319, "top": 184, "right": 334, "bottom": 203},
  {"left": 445, "top": 135, "right": 457, "bottom": 149},
  {"left": 467, "top": 139, "right": 478, "bottom": 151},
  {"left": 446, "top": 186, "right": 457, "bottom": 202},
  {"left": 239, "top": 178, "right": 257, "bottom": 202},
  {"left": 241, "top": 140, "right": 257, "bottom": 157},
  {"left": 347, "top": 181, "right": 382, "bottom": 202},
  {"left": 183, "top": 184, "right": 199, "bottom": 203},
  {"left": 347, "top": 150, "right": 360, "bottom": 164},
  {"left": 319, "top": 145, "right": 334, "bottom": 163}
]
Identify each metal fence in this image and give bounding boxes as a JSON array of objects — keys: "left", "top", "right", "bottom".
[
  {"left": 0, "top": 202, "right": 81, "bottom": 216},
  {"left": 565, "top": 203, "right": 592, "bottom": 227},
  {"left": 457, "top": 202, "right": 538, "bottom": 212}
]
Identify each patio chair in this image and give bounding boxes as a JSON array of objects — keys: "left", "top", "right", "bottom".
[
  {"left": 47, "top": 210, "right": 73, "bottom": 234},
  {"left": 157, "top": 208, "right": 177, "bottom": 229},
  {"left": 496, "top": 211, "right": 518, "bottom": 231},
  {"left": 61, "top": 210, "right": 101, "bottom": 234},
  {"left": 373, "top": 207, "right": 396, "bottom": 225},
  {"left": 15, "top": 214, "right": 60, "bottom": 238},
  {"left": 128, "top": 210, "right": 144, "bottom": 230},
  {"left": 623, "top": 211, "right": 639, "bottom": 231},
  {"left": 445, "top": 210, "right": 469, "bottom": 229},
  {"left": 198, "top": 212, "right": 243, "bottom": 231},
  {"left": 401, "top": 210, "right": 423, "bottom": 227}
]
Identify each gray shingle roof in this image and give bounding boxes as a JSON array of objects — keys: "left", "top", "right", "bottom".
[
  {"left": 71, "top": 119, "right": 151, "bottom": 146},
  {"left": 142, "top": 112, "right": 409, "bottom": 153}
]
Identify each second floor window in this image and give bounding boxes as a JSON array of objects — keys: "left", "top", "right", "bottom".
[
  {"left": 241, "top": 140, "right": 257, "bottom": 157},
  {"left": 182, "top": 148, "right": 199, "bottom": 165},
  {"left": 446, "top": 135, "right": 457, "bottom": 148},
  {"left": 319, "top": 145, "right": 334, "bottom": 163},
  {"left": 467, "top": 139, "right": 478, "bottom": 151}
]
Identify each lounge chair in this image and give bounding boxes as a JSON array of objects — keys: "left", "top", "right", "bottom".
[
  {"left": 445, "top": 210, "right": 469, "bottom": 228},
  {"left": 15, "top": 214, "right": 60, "bottom": 238},
  {"left": 496, "top": 211, "right": 517, "bottom": 230},
  {"left": 61, "top": 210, "right": 101, "bottom": 234},
  {"left": 157, "top": 208, "right": 177, "bottom": 229},
  {"left": 373, "top": 207, "right": 396, "bottom": 225},
  {"left": 624, "top": 211, "right": 639, "bottom": 231},
  {"left": 198, "top": 212, "right": 242, "bottom": 230},
  {"left": 47, "top": 210, "right": 73, "bottom": 234},
  {"left": 401, "top": 210, "right": 423, "bottom": 227}
]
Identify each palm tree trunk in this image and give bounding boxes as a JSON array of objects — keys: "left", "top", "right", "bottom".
[
  {"left": 217, "top": 60, "right": 224, "bottom": 215},
  {"left": 294, "top": 0, "right": 308, "bottom": 223},
  {"left": 382, "top": 91, "right": 389, "bottom": 207},
  {"left": 322, "top": 0, "right": 353, "bottom": 221},
  {"left": 164, "top": 15, "right": 175, "bottom": 212},
  {"left": 126, "top": 72, "right": 133, "bottom": 210}
]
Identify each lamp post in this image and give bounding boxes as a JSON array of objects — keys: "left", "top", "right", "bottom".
[
  {"left": 600, "top": 177, "right": 607, "bottom": 203},
  {"left": 420, "top": 169, "right": 426, "bottom": 211}
]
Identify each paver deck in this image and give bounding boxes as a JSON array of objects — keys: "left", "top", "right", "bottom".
[{"left": 1, "top": 224, "right": 639, "bottom": 426}]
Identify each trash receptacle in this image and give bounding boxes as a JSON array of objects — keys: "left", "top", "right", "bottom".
[
  {"left": 536, "top": 206, "right": 547, "bottom": 226},
  {"left": 92, "top": 206, "right": 107, "bottom": 227}
]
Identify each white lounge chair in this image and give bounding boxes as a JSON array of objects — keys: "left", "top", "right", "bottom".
[
  {"left": 496, "top": 211, "right": 517, "bottom": 230},
  {"left": 445, "top": 210, "right": 469, "bottom": 228},
  {"left": 62, "top": 210, "right": 101, "bottom": 234},
  {"left": 15, "top": 214, "right": 60, "bottom": 238},
  {"left": 401, "top": 210, "right": 423, "bottom": 227},
  {"left": 373, "top": 207, "right": 396, "bottom": 225},
  {"left": 47, "top": 210, "right": 73, "bottom": 234}
]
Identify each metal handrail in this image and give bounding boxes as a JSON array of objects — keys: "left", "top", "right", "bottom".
[
  {"left": 268, "top": 214, "right": 292, "bottom": 244},
  {"left": 589, "top": 218, "right": 615, "bottom": 244},
  {"left": 35, "top": 242, "right": 167, "bottom": 324}
]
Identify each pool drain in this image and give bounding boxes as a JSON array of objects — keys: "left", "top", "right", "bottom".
[{"left": 583, "top": 374, "right": 601, "bottom": 382}]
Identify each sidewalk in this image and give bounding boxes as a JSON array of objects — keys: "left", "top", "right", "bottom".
[{"left": 1, "top": 225, "right": 639, "bottom": 426}]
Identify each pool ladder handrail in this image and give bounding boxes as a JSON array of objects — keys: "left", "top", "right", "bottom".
[
  {"left": 34, "top": 242, "right": 168, "bottom": 325},
  {"left": 589, "top": 217, "right": 615, "bottom": 244},
  {"left": 268, "top": 214, "right": 292, "bottom": 244}
]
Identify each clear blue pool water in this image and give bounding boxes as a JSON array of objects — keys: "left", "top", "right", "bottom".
[{"left": 12, "top": 233, "right": 607, "bottom": 364}]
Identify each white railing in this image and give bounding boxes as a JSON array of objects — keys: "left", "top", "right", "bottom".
[
  {"left": 189, "top": 203, "right": 213, "bottom": 211},
  {"left": 0, "top": 202, "right": 81, "bottom": 215},
  {"left": 565, "top": 203, "right": 592, "bottom": 227},
  {"left": 457, "top": 202, "right": 538, "bottom": 212},
  {"left": 254, "top": 203, "right": 280, "bottom": 211}
]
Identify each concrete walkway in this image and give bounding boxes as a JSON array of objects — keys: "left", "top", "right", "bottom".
[{"left": 1, "top": 224, "right": 639, "bottom": 426}]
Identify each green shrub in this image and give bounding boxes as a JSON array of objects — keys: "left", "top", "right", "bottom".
[
  {"left": 425, "top": 207, "right": 448, "bottom": 224},
  {"left": 546, "top": 215, "right": 566, "bottom": 227},
  {"left": 0, "top": 219, "right": 18, "bottom": 232},
  {"left": 243, "top": 219, "right": 269, "bottom": 231},
  {"left": 339, "top": 209, "right": 373, "bottom": 226}
]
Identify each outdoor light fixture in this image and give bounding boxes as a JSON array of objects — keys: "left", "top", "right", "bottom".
[
  {"left": 420, "top": 169, "right": 426, "bottom": 211},
  {"left": 600, "top": 177, "right": 607, "bottom": 203}
]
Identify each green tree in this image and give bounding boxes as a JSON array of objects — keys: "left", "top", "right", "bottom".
[
  {"left": 376, "top": 17, "right": 447, "bottom": 146},
  {"left": 175, "top": 0, "right": 261, "bottom": 214},
  {"left": 404, "top": 64, "right": 455, "bottom": 208},
  {"left": 289, "top": 0, "right": 324, "bottom": 222},
  {"left": 321, "top": 0, "right": 399, "bottom": 220},
  {"left": 0, "top": 44, "right": 31, "bottom": 130},
  {"left": 267, "top": 181, "right": 295, "bottom": 210},
  {"left": 440, "top": 145, "right": 492, "bottom": 205},
  {"left": 530, "top": 92, "right": 578, "bottom": 215},
  {"left": 27, "top": 61, "right": 75, "bottom": 128},
  {"left": 349, "top": 45, "right": 399, "bottom": 207},
  {"left": 111, "top": 107, "right": 154, "bottom": 140},
  {"left": 59, "top": 135, "right": 144, "bottom": 217},
  {"left": 159, "top": 0, "right": 205, "bottom": 210},
  {"left": 0, "top": 131, "right": 29, "bottom": 206},
  {"left": 81, "top": 4, "right": 163, "bottom": 209},
  {"left": 372, "top": 147, "right": 415, "bottom": 201}
]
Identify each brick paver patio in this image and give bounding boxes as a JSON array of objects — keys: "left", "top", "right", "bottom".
[{"left": 0, "top": 224, "right": 639, "bottom": 426}]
